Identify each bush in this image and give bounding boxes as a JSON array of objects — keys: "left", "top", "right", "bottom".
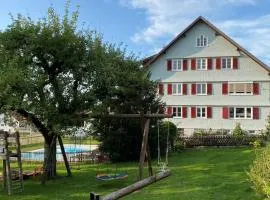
[
  {"left": 97, "top": 119, "right": 177, "bottom": 162},
  {"left": 149, "top": 121, "right": 178, "bottom": 155},
  {"left": 249, "top": 145, "right": 270, "bottom": 198},
  {"left": 233, "top": 123, "right": 246, "bottom": 136},
  {"left": 250, "top": 139, "right": 265, "bottom": 148},
  {"left": 193, "top": 129, "right": 208, "bottom": 136},
  {"left": 174, "top": 140, "right": 185, "bottom": 152}
]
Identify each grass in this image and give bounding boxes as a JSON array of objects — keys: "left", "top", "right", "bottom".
[{"left": 0, "top": 147, "right": 263, "bottom": 200}]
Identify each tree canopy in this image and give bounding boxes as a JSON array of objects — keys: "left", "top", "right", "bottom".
[{"left": 0, "top": 2, "right": 163, "bottom": 178}]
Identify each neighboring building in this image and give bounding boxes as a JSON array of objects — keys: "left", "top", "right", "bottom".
[
  {"left": 0, "top": 114, "right": 35, "bottom": 134},
  {"left": 144, "top": 16, "right": 270, "bottom": 136}
]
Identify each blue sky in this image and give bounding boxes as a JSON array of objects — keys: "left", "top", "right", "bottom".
[{"left": 0, "top": 0, "right": 270, "bottom": 64}]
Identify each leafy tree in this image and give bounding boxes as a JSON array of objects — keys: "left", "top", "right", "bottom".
[{"left": 0, "top": 2, "right": 153, "bottom": 178}]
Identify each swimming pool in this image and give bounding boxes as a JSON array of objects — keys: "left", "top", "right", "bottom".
[{"left": 22, "top": 144, "right": 98, "bottom": 161}]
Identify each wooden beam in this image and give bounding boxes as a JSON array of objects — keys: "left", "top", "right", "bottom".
[
  {"left": 138, "top": 111, "right": 151, "bottom": 180},
  {"left": 102, "top": 170, "right": 171, "bottom": 200},
  {"left": 58, "top": 136, "right": 72, "bottom": 177},
  {"left": 83, "top": 113, "right": 173, "bottom": 119},
  {"left": 4, "top": 132, "right": 12, "bottom": 195}
]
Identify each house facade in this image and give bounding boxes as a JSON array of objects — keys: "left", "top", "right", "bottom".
[{"left": 144, "top": 17, "right": 270, "bottom": 136}]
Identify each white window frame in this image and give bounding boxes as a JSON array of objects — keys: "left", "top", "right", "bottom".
[
  {"left": 196, "top": 106, "right": 207, "bottom": 118},
  {"left": 196, "top": 83, "right": 207, "bottom": 95},
  {"left": 229, "top": 107, "right": 253, "bottom": 119},
  {"left": 196, "top": 35, "right": 208, "bottom": 47},
  {"left": 196, "top": 58, "right": 207, "bottom": 70},
  {"left": 172, "top": 59, "right": 183, "bottom": 71},
  {"left": 228, "top": 82, "right": 253, "bottom": 96},
  {"left": 221, "top": 57, "right": 232, "bottom": 69},
  {"left": 172, "top": 106, "right": 182, "bottom": 118},
  {"left": 172, "top": 83, "right": 182, "bottom": 95}
]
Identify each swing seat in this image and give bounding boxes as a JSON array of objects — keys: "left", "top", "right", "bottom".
[{"left": 96, "top": 172, "right": 128, "bottom": 181}]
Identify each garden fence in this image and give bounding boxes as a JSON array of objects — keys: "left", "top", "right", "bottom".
[{"left": 179, "top": 135, "right": 266, "bottom": 147}]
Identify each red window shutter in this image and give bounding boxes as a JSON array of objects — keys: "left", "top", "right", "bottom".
[
  {"left": 207, "top": 107, "right": 212, "bottom": 118},
  {"left": 207, "top": 58, "right": 212, "bottom": 70},
  {"left": 182, "top": 107, "right": 187, "bottom": 118},
  {"left": 167, "top": 84, "right": 172, "bottom": 95},
  {"left": 253, "top": 107, "right": 259, "bottom": 119},
  {"left": 191, "top": 59, "right": 196, "bottom": 70},
  {"left": 191, "top": 107, "right": 196, "bottom": 118},
  {"left": 167, "top": 106, "right": 172, "bottom": 115},
  {"left": 167, "top": 60, "right": 172, "bottom": 71},
  {"left": 233, "top": 58, "right": 238, "bottom": 69},
  {"left": 222, "top": 107, "right": 229, "bottom": 119},
  {"left": 253, "top": 83, "right": 259, "bottom": 95},
  {"left": 158, "top": 83, "right": 164, "bottom": 95},
  {"left": 183, "top": 59, "right": 188, "bottom": 71},
  {"left": 222, "top": 82, "right": 228, "bottom": 95},
  {"left": 191, "top": 84, "right": 196, "bottom": 95},
  {"left": 207, "top": 83, "right": 212, "bottom": 95},
  {"left": 216, "top": 58, "right": 221, "bottom": 70},
  {"left": 183, "top": 84, "right": 187, "bottom": 95}
]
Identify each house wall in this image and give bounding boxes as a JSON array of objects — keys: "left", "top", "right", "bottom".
[{"left": 148, "top": 21, "right": 270, "bottom": 134}]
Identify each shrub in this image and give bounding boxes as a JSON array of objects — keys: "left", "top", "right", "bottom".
[
  {"left": 232, "top": 123, "right": 246, "bottom": 136},
  {"left": 174, "top": 140, "right": 185, "bottom": 152},
  {"left": 249, "top": 145, "right": 270, "bottom": 198},
  {"left": 98, "top": 119, "right": 177, "bottom": 162},
  {"left": 149, "top": 121, "right": 178, "bottom": 155},
  {"left": 193, "top": 129, "right": 208, "bottom": 136},
  {"left": 250, "top": 139, "right": 265, "bottom": 148}
]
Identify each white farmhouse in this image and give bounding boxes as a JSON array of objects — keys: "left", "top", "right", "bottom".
[{"left": 144, "top": 16, "right": 270, "bottom": 136}]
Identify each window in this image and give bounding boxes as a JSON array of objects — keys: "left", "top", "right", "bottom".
[
  {"left": 229, "top": 107, "right": 252, "bottom": 119},
  {"left": 173, "top": 107, "right": 182, "bottom": 118},
  {"left": 222, "top": 57, "right": 232, "bottom": 69},
  {"left": 196, "top": 58, "right": 207, "bottom": 70},
  {"left": 172, "top": 83, "right": 182, "bottom": 95},
  {"left": 197, "top": 83, "right": 207, "bottom": 95},
  {"left": 172, "top": 59, "right": 182, "bottom": 71},
  {"left": 196, "top": 35, "right": 208, "bottom": 47},
  {"left": 197, "top": 107, "right": 206, "bottom": 118},
  {"left": 229, "top": 83, "right": 253, "bottom": 95}
]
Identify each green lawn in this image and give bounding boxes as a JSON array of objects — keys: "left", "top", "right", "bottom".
[{"left": 0, "top": 147, "right": 263, "bottom": 200}]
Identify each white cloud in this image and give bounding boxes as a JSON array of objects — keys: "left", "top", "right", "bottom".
[
  {"left": 121, "top": 0, "right": 258, "bottom": 44},
  {"left": 217, "top": 15, "right": 270, "bottom": 65},
  {"left": 120, "top": 0, "right": 270, "bottom": 65}
]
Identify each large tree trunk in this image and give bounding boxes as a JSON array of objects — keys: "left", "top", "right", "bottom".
[{"left": 43, "top": 134, "right": 57, "bottom": 179}]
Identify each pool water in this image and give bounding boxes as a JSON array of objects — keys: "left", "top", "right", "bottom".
[{"left": 22, "top": 144, "right": 98, "bottom": 161}]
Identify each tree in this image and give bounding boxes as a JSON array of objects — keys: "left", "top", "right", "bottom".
[{"left": 0, "top": 2, "right": 151, "bottom": 179}]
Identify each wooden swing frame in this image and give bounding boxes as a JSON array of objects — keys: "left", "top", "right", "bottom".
[{"left": 88, "top": 111, "right": 173, "bottom": 200}]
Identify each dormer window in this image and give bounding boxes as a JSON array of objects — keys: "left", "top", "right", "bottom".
[{"left": 196, "top": 35, "right": 208, "bottom": 47}]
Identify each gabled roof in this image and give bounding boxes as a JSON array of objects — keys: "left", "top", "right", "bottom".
[{"left": 144, "top": 16, "right": 270, "bottom": 73}]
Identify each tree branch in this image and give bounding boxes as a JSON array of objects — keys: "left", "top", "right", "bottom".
[{"left": 15, "top": 109, "right": 50, "bottom": 141}]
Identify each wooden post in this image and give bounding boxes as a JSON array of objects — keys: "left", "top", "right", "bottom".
[
  {"left": 90, "top": 192, "right": 100, "bottom": 200},
  {"left": 58, "top": 135, "right": 72, "bottom": 177},
  {"left": 102, "top": 170, "right": 171, "bottom": 200},
  {"left": 15, "top": 131, "right": 24, "bottom": 192},
  {"left": 140, "top": 112, "right": 153, "bottom": 177},
  {"left": 2, "top": 159, "right": 6, "bottom": 190},
  {"left": 138, "top": 111, "right": 151, "bottom": 180},
  {"left": 4, "top": 132, "right": 12, "bottom": 195}
]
